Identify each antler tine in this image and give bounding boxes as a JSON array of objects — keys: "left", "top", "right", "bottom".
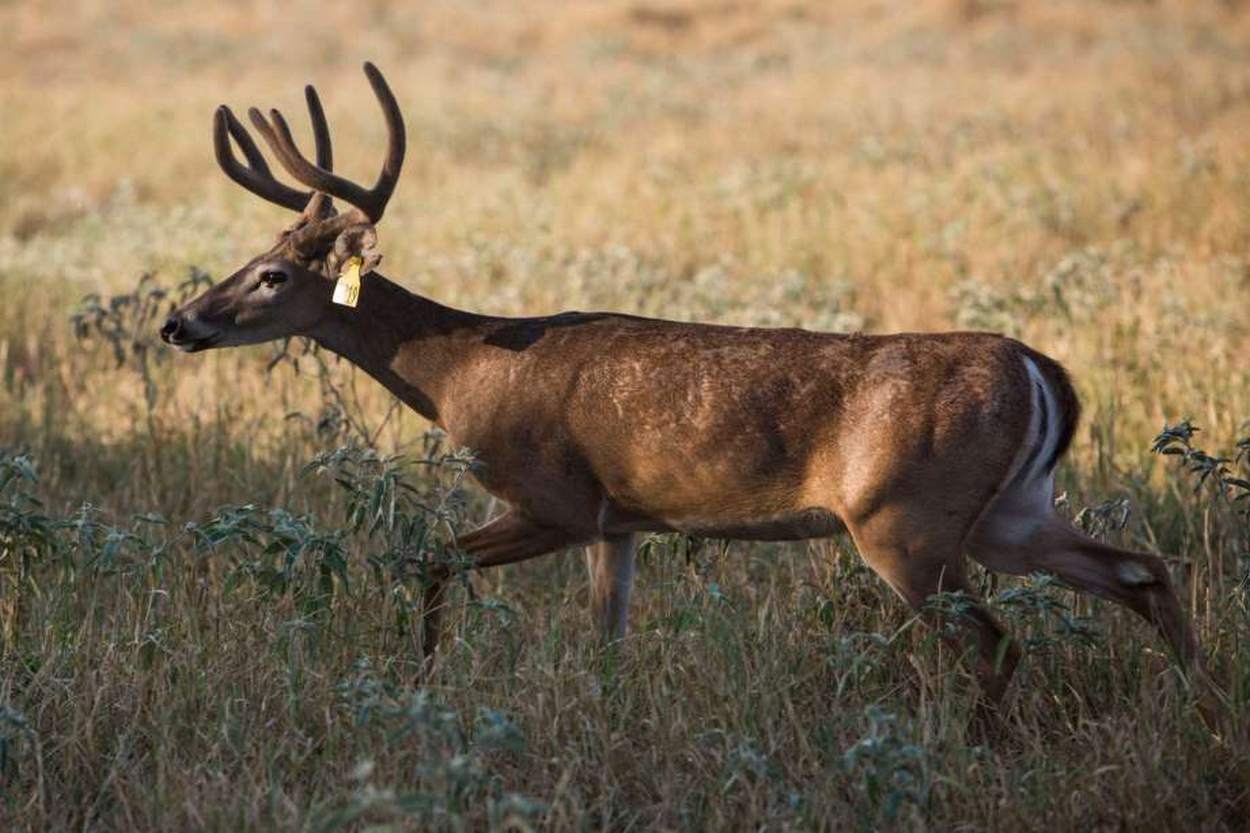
[
  {"left": 303, "top": 85, "right": 333, "bottom": 170},
  {"left": 218, "top": 107, "right": 271, "bottom": 174},
  {"left": 362, "top": 61, "right": 406, "bottom": 219},
  {"left": 249, "top": 62, "right": 406, "bottom": 223},
  {"left": 214, "top": 106, "right": 311, "bottom": 212},
  {"left": 214, "top": 86, "right": 336, "bottom": 214}
]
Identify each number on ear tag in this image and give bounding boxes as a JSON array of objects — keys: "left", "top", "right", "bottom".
[{"left": 332, "top": 257, "right": 363, "bottom": 307}]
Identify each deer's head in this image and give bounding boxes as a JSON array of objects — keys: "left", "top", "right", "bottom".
[{"left": 160, "top": 62, "right": 406, "bottom": 352}]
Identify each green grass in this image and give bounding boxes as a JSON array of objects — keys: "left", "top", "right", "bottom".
[{"left": 3, "top": 1, "right": 1250, "bottom": 830}]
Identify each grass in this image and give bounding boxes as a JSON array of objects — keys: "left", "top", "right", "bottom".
[{"left": 2, "top": 0, "right": 1250, "bottom": 829}]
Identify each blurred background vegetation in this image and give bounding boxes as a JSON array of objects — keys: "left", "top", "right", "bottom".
[{"left": 1, "top": 1, "right": 1249, "bottom": 830}]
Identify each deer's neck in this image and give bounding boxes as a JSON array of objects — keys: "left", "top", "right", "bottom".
[{"left": 309, "top": 272, "right": 489, "bottom": 424}]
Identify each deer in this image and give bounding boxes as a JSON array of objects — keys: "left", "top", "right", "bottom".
[{"left": 161, "top": 62, "right": 1210, "bottom": 717}]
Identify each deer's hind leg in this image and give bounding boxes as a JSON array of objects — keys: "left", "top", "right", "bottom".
[
  {"left": 968, "top": 507, "right": 1200, "bottom": 669},
  {"left": 847, "top": 506, "right": 1020, "bottom": 706}
]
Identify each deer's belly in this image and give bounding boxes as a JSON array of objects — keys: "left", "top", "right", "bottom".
[
  {"left": 599, "top": 503, "right": 844, "bottom": 541},
  {"left": 677, "top": 508, "right": 846, "bottom": 540}
]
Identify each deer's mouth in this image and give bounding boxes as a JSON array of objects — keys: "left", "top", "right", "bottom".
[
  {"left": 180, "top": 333, "right": 221, "bottom": 352},
  {"left": 167, "top": 332, "right": 221, "bottom": 353}
]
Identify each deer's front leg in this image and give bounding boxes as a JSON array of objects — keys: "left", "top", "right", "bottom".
[
  {"left": 585, "top": 534, "right": 636, "bottom": 642},
  {"left": 418, "top": 511, "right": 587, "bottom": 675}
]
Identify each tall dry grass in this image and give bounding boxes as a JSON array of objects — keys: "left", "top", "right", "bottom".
[{"left": 2, "top": 1, "right": 1250, "bottom": 830}]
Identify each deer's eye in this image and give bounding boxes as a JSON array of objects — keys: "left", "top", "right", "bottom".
[{"left": 260, "top": 270, "right": 287, "bottom": 288}]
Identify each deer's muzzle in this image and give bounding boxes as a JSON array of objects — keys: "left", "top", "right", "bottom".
[{"left": 160, "top": 314, "right": 221, "bottom": 352}]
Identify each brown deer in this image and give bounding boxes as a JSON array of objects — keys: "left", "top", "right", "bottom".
[{"left": 161, "top": 63, "right": 1206, "bottom": 711}]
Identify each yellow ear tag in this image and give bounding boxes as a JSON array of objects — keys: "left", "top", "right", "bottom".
[{"left": 332, "top": 256, "right": 363, "bottom": 308}]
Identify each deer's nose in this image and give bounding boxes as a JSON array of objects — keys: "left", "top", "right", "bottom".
[{"left": 160, "top": 315, "right": 184, "bottom": 343}]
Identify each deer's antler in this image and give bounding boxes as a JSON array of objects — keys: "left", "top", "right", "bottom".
[
  {"left": 247, "top": 62, "right": 406, "bottom": 224},
  {"left": 214, "top": 85, "right": 333, "bottom": 214}
]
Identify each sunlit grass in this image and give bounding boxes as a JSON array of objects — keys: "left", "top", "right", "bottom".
[{"left": 2, "top": 1, "right": 1250, "bottom": 830}]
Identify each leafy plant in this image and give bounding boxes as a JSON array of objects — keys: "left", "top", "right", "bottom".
[
  {"left": 1152, "top": 419, "right": 1250, "bottom": 504},
  {"left": 70, "top": 268, "right": 212, "bottom": 410},
  {"left": 0, "top": 452, "right": 57, "bottom": 651},
  {"left": 841, "top": 705, "right": 933, "bottom": 827},
  {"left": 315, "top": 660, "right": 542, "bottom": 832},
  {"left": 1073, "top": 496, "right": 1133, "bottom": 541},
  {"left": 185, "top": 503, "right": 348, "bottom": 613},
  {"left": 992, "top": 574, "right": 1100, "bottom": 652},
  {"left": 1153, "top": 419, "right": 1250, "bottom": 586},
  {"left": 301, "top": 440, "right": 477, "bottom": 591}
]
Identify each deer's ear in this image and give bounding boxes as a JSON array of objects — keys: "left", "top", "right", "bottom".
[{"left": 326, "top": 223, "right": 381, "bottom": 276}]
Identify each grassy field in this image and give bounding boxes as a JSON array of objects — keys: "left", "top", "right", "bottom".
[{"left": 3, "top": 0, "right": 1250, "bottom": 830}]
